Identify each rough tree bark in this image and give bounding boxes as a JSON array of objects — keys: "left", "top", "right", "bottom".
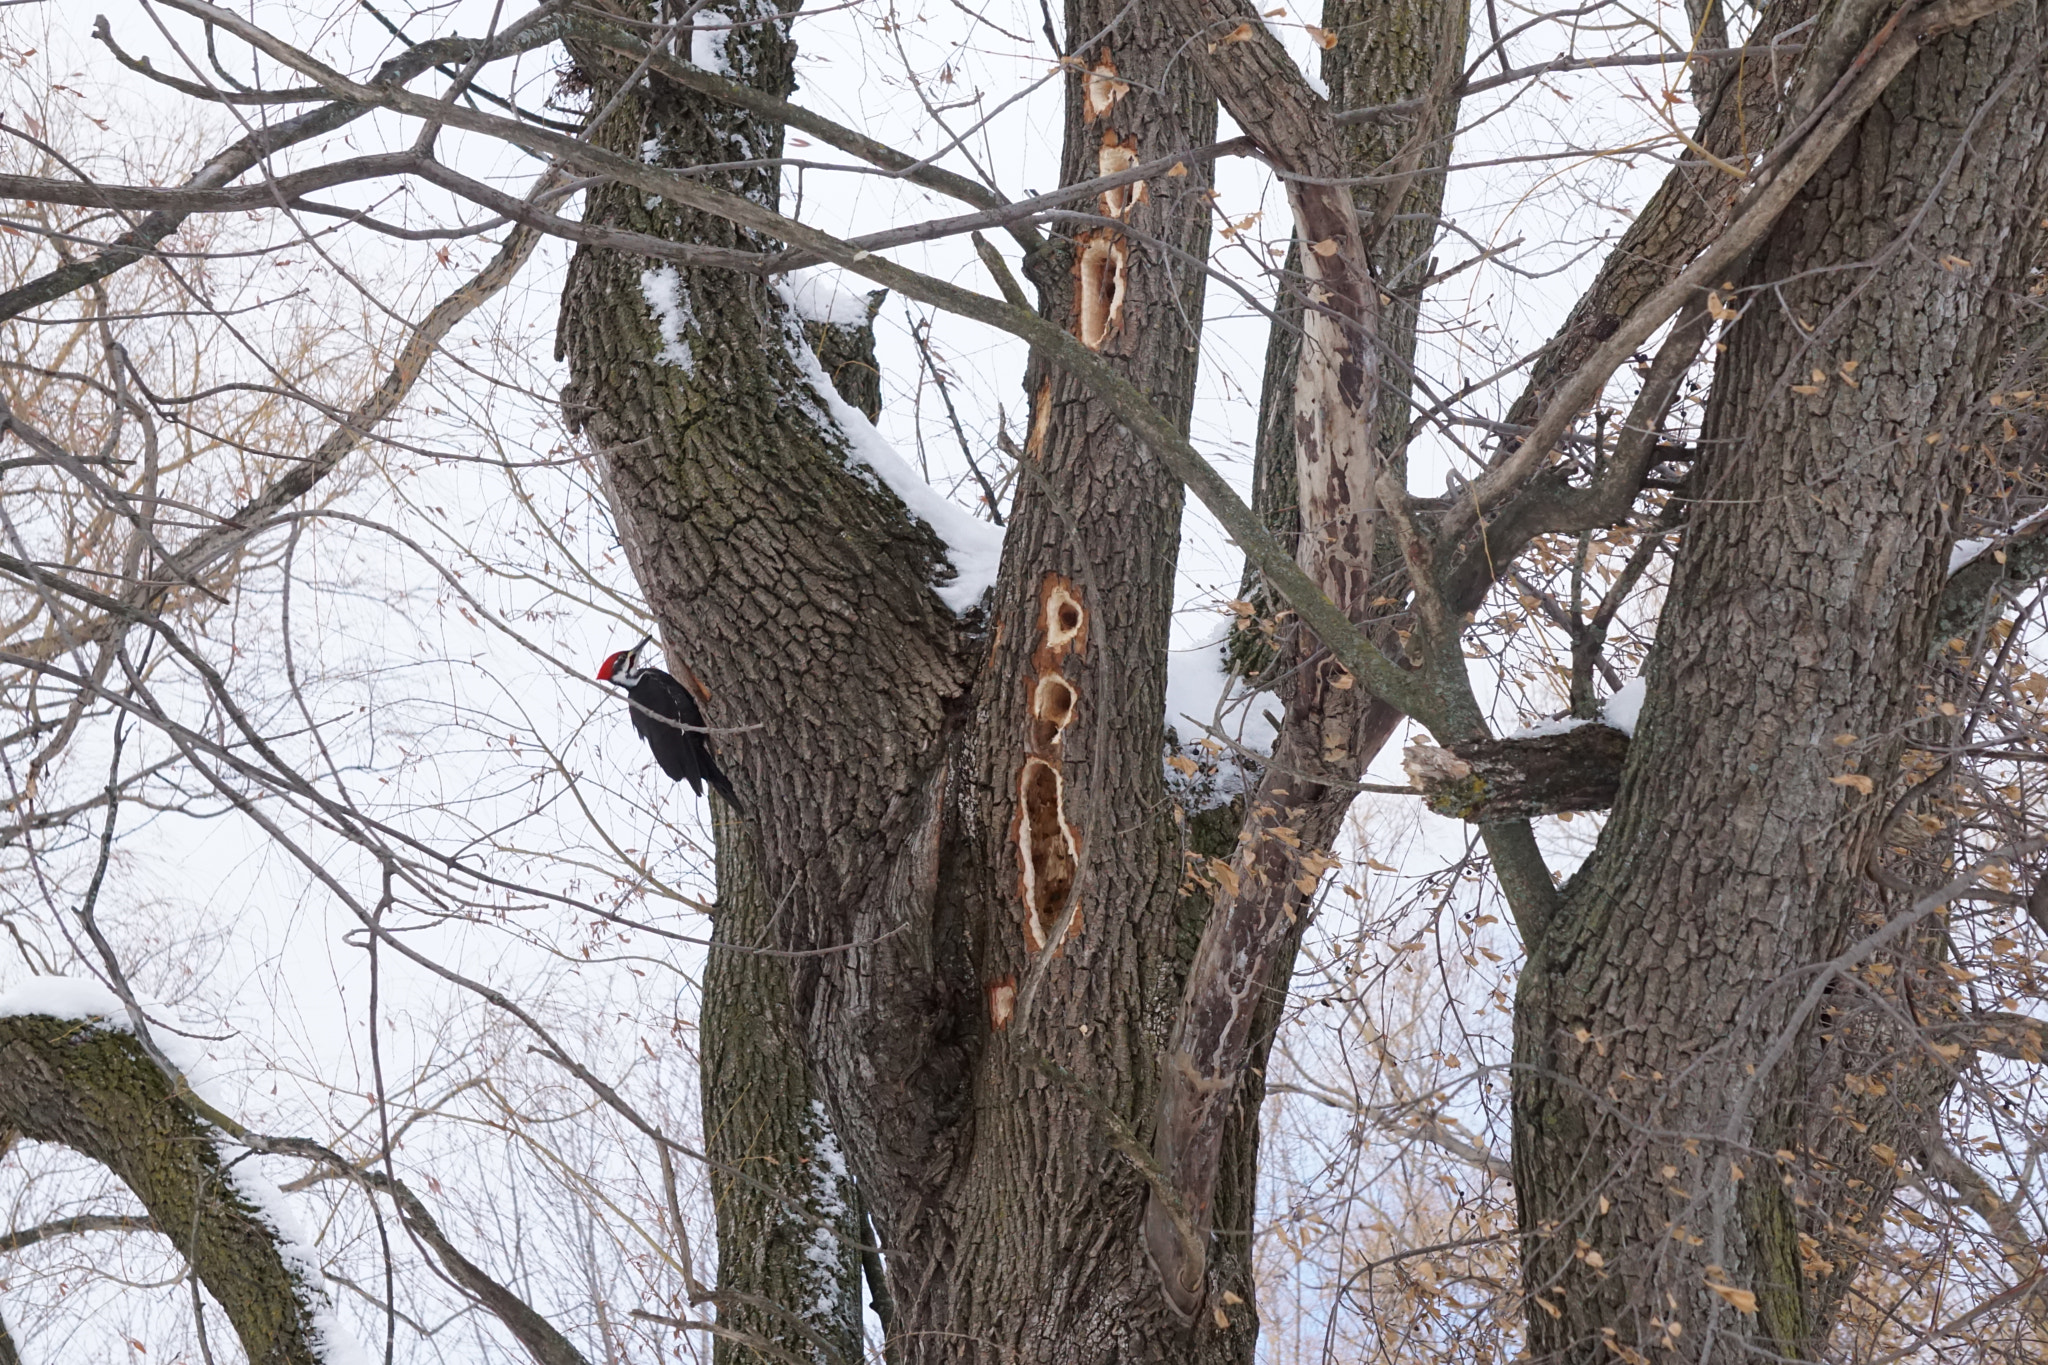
[
  {"left": 557, "top": 8, "right": 883, "bottom": 1359},
  {"left": 701, "top": 814, "right": 866, "bottom": 1365},
  {"left": 558, "top": 2, "right": 1250, "bottom": 1359},
  {"left": 1512, "top": 5, "right": 2048, "bottom": 1358},
  {"left": 12, "top": 0, "right": 2048, "bottom": 1357}
]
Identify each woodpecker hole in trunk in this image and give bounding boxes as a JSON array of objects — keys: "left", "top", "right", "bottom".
[
  {"left": 1027, "top": 379, "right": 1051, "bottom": 457},
  {"left": 1017, "top": 757, "right": 1079, "bottom": 953},
  {"left": 1032, "top": 674, "right": 1077, "bottom": 751},
  {"left": 1082, "top": 48, "right": 1128, "bottom": 121},
  {"left": 1097, "top": 131, "right": 1146, "bottom": 220},
  {"left": 986, "top": 977, "right": 1017, "bottom": 1032},
  {"left": 1074, "top": 232, "right": 1128, "bottom": 352},
  {"left": 1040, "top": 579, "right": 1086, "bottom": 655}
]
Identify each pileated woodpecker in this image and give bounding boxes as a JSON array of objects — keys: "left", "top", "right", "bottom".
[{"left": 596, "top": 638, "right": 740, "bottom": 809}]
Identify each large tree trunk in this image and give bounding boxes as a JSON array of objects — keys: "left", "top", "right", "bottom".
[
  {"left": 1512, "top": 8, "right": 2048, "bottom": 1358},
  {"left": 894, "top": 5, "right": 1237, "bottom": 1357},
  {"left": 557, "top": 7, "right": 944, "bottom": 1357},
  {"left": 560, "top": 2, "right": 1243, "bottom": 1359}
]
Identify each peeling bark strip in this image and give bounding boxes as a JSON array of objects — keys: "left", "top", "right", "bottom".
[
  {"left": 1145, "top": 4, "right": 1391, "bottom": 612},
  {"left": 1146, "top": 0, "right": 1462, "bottom": 1320},
  {"left": 0, "top": 1015, "right": 342, "bottom": 1365},
  {"left": 1144, "top": 787, "right": 1347, "bottom": 1319},
  {"left": 1288, "top": 195, "right": 1383, "bottom": 613}
]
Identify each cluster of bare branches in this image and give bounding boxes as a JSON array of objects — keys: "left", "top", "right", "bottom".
[{"left": 0, "top": 0, "right": 2042, "bottom": 1362}]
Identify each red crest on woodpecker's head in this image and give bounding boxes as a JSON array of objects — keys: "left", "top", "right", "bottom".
[{"left": 596, "top": 650, "right": 631, "bottom": 682}]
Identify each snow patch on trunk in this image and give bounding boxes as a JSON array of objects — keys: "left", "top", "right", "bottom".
[
  {"left": 1163, "top": 629, "right": 1275, "bottom": 809},
  {"left": 802, "top": 1100, "right": 854, "bottom": 1324},
  {"left": 640, "top": 266, "right": 697, "bottom": 372},
  {"left": 689, "top": 9, "right": 736, "bottom": 76},
  {"left": 1603, "top": 677, "right": 1647, "bottom": 737},
  {"left": 786, "top": 268, "right": 876, "bottom": 326},
  {"left": 777, "top": 285, "right": 1002, "bottom": 613}
]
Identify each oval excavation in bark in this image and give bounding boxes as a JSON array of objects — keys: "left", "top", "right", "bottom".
[{"left": 1016, "top": 574, "right": 1087, "bottom": 953}]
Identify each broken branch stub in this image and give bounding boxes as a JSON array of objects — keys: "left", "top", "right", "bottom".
[{"left": 1401, "top": 725, "right": 1631, "bottom": 821}]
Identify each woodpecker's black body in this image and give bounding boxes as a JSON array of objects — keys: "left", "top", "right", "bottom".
[{"left": 598, "top": 641, "right": 740, "bottom": 809}]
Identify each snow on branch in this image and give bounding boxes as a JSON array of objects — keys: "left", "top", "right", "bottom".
[{"left": 0, "top": 982, "right": 368, "bottom": 1365}]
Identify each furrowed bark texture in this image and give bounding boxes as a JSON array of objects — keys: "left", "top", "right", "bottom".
[
  {"left": 701, "top": 813, "right": 865, "bottom": 1364},
  {"left": 558, "top": 7, "right": 940, "bottom": 1357},
  {"left": 1146, "top": 0, "right": 1468, "bottom": 1317},
  {"left": 562, "top": 3, "right": 1250, "bottom": 1359},
  {"left": 927, "top": 4, "right": 1242, "bottom": 1356},
  {"left": 0, "top": 1015, "right": 339, "bottom": 1365},
  {"left": 1513, "top": 8, "right": 2048, "bottom": 1358}
]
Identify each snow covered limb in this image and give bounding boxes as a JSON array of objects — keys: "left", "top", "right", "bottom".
[
  {"left": 1934, "top": 512, "right": 2048, "bottom": 653},
  {"left": 0, "top": 1011, "right": 354, "bottom": 1365}
]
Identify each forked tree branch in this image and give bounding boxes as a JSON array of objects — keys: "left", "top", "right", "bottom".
[
  {"left": 1442, "top": 0, "right": 2027, "bottom": 547},
  {"left": 163, "top": 0, "right": 1443, "bottom": 721}
]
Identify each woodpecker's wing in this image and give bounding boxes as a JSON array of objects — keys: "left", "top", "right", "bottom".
[{"left": 628, "top": 670, "right": 709, "bottom": 793}]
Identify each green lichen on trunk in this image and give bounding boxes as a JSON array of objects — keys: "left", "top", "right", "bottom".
[{"left": 0, "top": 1015, "right": 337, "bottom": 1365}]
